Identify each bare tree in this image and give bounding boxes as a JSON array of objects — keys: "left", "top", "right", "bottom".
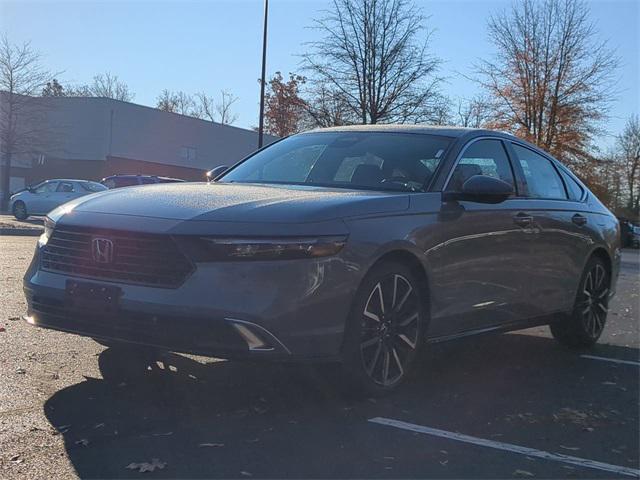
[
  {"left": 0, "top": 35, "right": 52, "bottom": 209},
  {"left": 88, "top": 72, "right": 134, "bottom": 101},
  {"left": 215, "top": 90, "right": 238, "bottom": 125},
  {"left": 456, "top": 96, "right": 492, "bottom": 128},
  {"left": 195, "top": 90, "right": 238, "bottom": 124},
  {"left": 616, "top": 115, "right": 640, "bottom": 211},
  {"left": 67, "top": 72, "right": 134, "bottom": 101},
  {"left": 302, "top": 0, "right": 443, "bottom": 125},
  {"left": 156, "top": 89, "right": 179, "bottom": 112},
  {"left": 302, "top": 84, "right": 351, "bottom": 128},
  {"left": 476, "top": 0, "right": 619, "bottom": 167}
]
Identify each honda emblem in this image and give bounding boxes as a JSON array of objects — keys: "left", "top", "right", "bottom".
[{"left": 92, "top": 237, "right": 114, "bottom": 264}]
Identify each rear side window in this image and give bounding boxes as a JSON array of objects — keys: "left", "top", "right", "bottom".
[
  {"left": 447, "top": 139, "right": 514, "bottom": 192},
  {"left": 512, "top": 144, "right": 566, "bottom": 199},
  {"left": 558, "top": 169, "right": 584, "bottom": 201},
  {"left": 81, "top": 182, "right": 107, "bottom": 192},
  {"left": 115, "top": 177, "right": 140, "bottom": 187},
  {"left": 56, "top": 182, "right": 74, "bottom": 192}
]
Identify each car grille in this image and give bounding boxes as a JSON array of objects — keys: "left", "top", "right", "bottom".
[{"left": 40, "top": 226, "right": 193, "bottom": 288}]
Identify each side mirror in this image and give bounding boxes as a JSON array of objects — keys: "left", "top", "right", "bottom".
[
  {"left": 206, "top": 165, "right": 229, "bottom": 182},
  {"left": 443, "top": 175, "right": 514, "bottom": 204},
  {"left": 27, "top": 186, "right": 36, "bottom": 193}
]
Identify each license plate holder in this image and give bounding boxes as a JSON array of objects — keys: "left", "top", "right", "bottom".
[{"left": 65, "top": 280, "right": 121, "bottom": 313}]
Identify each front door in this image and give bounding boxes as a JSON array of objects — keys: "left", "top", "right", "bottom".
[
  {"left": 425, "top": 139, "right": 534, "bottom": 338},
  {"left": 28, "top": 181, "right": 59, "bottom": 214}
]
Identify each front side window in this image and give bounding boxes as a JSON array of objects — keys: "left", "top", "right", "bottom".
[
  {"left": 34, "top": 181, "right": 58, "bottom": 194},
  {"left": 446, "top": 139, "right": 514, "bottom": 192},
  {"left": 221, "top": 133, "right": 452, "bottom": 192},
  {"left": 140, "top": 177, "right": 157, "bottom": 184},
  {"left": 512, "top": 144, "right": 566, "bottom": 199}
]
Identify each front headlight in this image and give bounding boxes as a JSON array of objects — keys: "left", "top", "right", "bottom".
[
  {"left": 199, "top": 236, "right": 347, "bottom": 261},
  {"left": 38, "top": 217, "right": 55, "bottom": 247}
]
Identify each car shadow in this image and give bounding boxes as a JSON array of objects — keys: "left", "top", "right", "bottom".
[{"left": 44, "top": 332, "right": 639, "bottom": 478}]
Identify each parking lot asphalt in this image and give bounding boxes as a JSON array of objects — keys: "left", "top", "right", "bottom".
[{"left": 1, "top": 235, "right": 638, "bottom": 479}]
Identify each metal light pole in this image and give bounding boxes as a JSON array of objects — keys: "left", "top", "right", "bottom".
[{"left": 257, "top": 0, "right": 269, "bottom": 148}]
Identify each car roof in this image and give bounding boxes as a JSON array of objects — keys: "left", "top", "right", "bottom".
[
  {"left": 307, "top": 124, "right": 507, "bottom": 138},
  {"left": 41, "top": 179, "right": 92, "bottom": 183}
]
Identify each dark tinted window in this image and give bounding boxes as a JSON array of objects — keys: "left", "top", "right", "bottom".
[
  {"left": 512, "top": 144, "right": 566, "bottom": 199},
  {"left": 558, "top": 169, "right": 584, "bottom": 201},
  {"left": 447, "top": 139, "right": 514, "bottom": 192},
  {"left": 140, "top": 177, "right": 157, "bottom": 184},
  {"left": 221, "top": 133, "right": 452, "bottom": 192},
  {"left": 114, "top": 177, "right": 140, "bottom": 187}
]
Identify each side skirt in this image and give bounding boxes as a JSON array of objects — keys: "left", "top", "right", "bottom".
[{"left": 425, "top": 316, "right": 560, "bottom": 344}]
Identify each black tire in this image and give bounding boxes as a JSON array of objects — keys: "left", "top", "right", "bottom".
[
  {"left": 341, "top": 261, "right": 426, "bottom": 396},
  {"left": 550, "top": 256, "right": 610, "bottom": 348},
  {"left": 12, "top": 201, "right": 28, "bottom": 220}
]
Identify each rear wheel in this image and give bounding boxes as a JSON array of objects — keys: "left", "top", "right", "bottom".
[
  {"left": 13, "top": 201, "right": 28, "bottom": 220},
  {"left": 342, "top": 261, "right": 426, "bottom": 395},
  {"left": 550, "top": 257, "right": 609, "bottom": 348}
]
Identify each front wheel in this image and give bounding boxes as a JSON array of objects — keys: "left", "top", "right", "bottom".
[
  {"left": 550, "top": 257, "right": 609, "bottom": 348},
  {"left": 342, "top": 261, "right": 426, "bottom": 395},
  {"left": 13, "top": 201, "right": 28, "bottom": 220}
]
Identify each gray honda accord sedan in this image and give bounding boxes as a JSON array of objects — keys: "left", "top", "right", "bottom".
[{"left": 23, "top": 125, "right": 620, "bottom": 394}]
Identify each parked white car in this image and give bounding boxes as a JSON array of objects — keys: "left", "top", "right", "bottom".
[{"left": 9, "top": 179, "right": 107, "bottom": 220}]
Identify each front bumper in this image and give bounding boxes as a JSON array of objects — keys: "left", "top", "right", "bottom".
[{"left": 23, "top": 245, "right": 358, "bottom": 361}]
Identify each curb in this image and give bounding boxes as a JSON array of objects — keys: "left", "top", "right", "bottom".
[{"left": 0, "top": 228, "right": 43, "bottom": 236}]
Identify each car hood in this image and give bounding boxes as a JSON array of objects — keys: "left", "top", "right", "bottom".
[{"left": 57, "top": 182, "right": 409, "bottom": 224}]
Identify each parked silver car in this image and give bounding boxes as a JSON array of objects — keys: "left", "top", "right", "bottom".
[
  {"left": 10, "top": 179, "right": 107, "bottom": 220},
  {"left": 23, "top": 126, "right": 620, "bottom": 394}
]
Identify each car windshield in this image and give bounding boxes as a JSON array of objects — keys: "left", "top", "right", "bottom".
[{"left": 220, "top": 132, "right": 452, "bottom": 192}]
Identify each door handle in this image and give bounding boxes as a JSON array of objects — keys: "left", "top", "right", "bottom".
[
  {"left": 572, "top": 213, "right": 587, "bottom": 226},
  {"left": 513, "top": 212, "right": 533, "bottom": 227}
]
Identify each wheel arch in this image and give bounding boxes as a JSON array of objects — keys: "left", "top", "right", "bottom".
[{"left": 588, "top": 246, "right": 612, "bottom": 278}]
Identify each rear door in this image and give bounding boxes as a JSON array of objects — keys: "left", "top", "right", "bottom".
[
  {"left": 508, "top": 142, "right": 593, "bottom": 314},
  {"left": 426, "top": 138, "right": 535, "bottom": 337}
]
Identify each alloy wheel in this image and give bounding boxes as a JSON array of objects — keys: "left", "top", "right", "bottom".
[
  {"left": 14, "top": 202, "right": 27, "bottom": 219},
  {"left": 360, "top": 273, "right": 420, "bottom": 387},
  {"left": 580, "top": 263, "right": 608, "bottom": 339}
]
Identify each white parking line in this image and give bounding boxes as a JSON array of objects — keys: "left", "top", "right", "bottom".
[
  {"left": 368, "top": 417, "right": 640, "bottom": 478},
  {"left": 581, "top": 355, "right": 640, "bottom": 366}
]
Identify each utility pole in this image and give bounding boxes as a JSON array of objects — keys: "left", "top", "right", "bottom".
[{"left": 257, "top": 0, "right": 269, "bottom": 148}]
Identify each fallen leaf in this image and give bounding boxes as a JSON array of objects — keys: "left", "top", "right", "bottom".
[
  {"left": 199, "top": 443, "right": 224, "bottom": 448},
  {"left": 126, "top": 458, "right": 167, "bottom": 473},
  {"left": 513, "top": 469, "right": 534, "bottom": 477},
  {"left": 0, "top": 327, "right": 5, "bottom": 332}
]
